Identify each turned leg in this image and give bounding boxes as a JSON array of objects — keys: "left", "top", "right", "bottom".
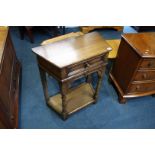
[
  {"left": 118, "top": 95, "right": 126, "bottom": 104},
  {"left": 86, "top": 74, "right": 92, "bottom": 84},
  {"left": 94, "top": 68, "right": 105, "bottom": 103},
  {"left": 51, "top": 26, "right": 60, "bottom": 37},
  {"left": 38, "top": 66, "right": 49, "bottom": 103},
  {"left": 18, "top": 26, "right": 24, "bottom": 40},
  {"left": 59, "top": 82, "right": 68, "bottom": 120},
  {"left": 61, "top": 26, "right": 65, "bottom": 35},
  {"left": 25, "top": 27, "right": 34, "bottom": 43}
]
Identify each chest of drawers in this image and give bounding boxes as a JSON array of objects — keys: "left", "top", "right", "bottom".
[
  {"left": 110, "top": 32, "right": 155, "bottom": 103},
  {"left": 0, "top": 27, "right": 21, "bottom": 128}
]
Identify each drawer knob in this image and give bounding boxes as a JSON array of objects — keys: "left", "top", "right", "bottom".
[
  {"left": 148, "top": 61, "right": 154, "bottom": 67},
  {"left": 142, "top": 73, "right": 147, "bottom": 79},
  {"left": 10, "top": 115, "right": 14, "bottom": 120},
  {"left": 85, "top": 62, "right": 90, "bottom": 68},
  {"left": 136, "top": 85, "right": 140, "bottom": 90}
]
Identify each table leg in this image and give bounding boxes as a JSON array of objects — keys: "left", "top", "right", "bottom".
[
  {"left": 62, "top": 26, "right": 65, "bottom": 34},
  {"left": 18, "top": 26, "right": 24, "bottom": 40},
  {"left": 59, "top": 82, "right": 68, "bottom": 120},
  {"left": 118, "top": 95, "right": 127, "bottom": 104},
  {"left": 94, "top": 68, "right": 105, "bottom": 102},
  {"left": 86, "top": 74, "right": 92, "bottom": 84},
  {"left": 25, "top": 27, "right": 34, "bottom": 43},
  {"left": 38, "top": 66, "right": 49, "bottom": 103}
]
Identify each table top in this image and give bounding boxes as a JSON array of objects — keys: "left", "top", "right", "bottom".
[
  {"left": 0, "top": 27, "right": 8, "bottom": 64},
  {"left": 122, "top": 32, "right": 155, "bottom": 58},
  {"left": 106, "top": 39, "right": 120, "bottom": 59},
  {"left": 32, "top": 32, "right": 112, "bottom": 68}
]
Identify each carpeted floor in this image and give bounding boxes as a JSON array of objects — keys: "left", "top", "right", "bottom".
[{"left": 10, "top": 26, "right": 155, "bottom": 129}]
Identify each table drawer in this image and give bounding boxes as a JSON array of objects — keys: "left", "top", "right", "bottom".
[
  {"left": 134, "top": 70, "right": 155, "bottom": 81},
  {"left": 129, "top": 82, "right": 155, "bottom": 93},
  {"left": 67, "top": 55, "right": 107, "bottom": 77},
  {"left": 139, "top": 59, "right": 155, "bottom": 69}
]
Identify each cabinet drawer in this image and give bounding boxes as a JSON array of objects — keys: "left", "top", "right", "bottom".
[
  {"left": 139, "top": 59, "right": 155, "bottom": 69},
  {"left": 67, "top": 55, "right": 107, "bottom": 77},
  {"left": 134, "top": 70, "right": 155, "bottom": 81},
  {"left": 129, "top": 82, "right": 155, "bottom": 93}
]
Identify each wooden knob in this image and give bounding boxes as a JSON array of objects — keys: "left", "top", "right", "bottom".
[
  {"left": 13, "top": 87, "right": 16, "bottom": 94},
  {"left": 142, "top": 73, "right": 147, "bottom": 79},
  {"left": 148, "top": 61, "right": 154, "bottom": 67},
  {"left": 136, "top": 85, "right": 140, "bottom": 90},
  {"left": 85, "top": 62, "right": 90, "bottom": 68},
  {"left": 10, "top": 115, "right": 14, "bottom": 120}
]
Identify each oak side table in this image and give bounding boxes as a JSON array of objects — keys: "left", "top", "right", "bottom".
[{"left": 32, "top": 32, "right": 112, "bottom": 120}]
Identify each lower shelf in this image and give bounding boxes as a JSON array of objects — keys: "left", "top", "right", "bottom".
[{"left": 48, "top": 83, "right": 95, "bottom": 115}]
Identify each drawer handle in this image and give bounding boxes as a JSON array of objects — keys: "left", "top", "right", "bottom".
[
  {"left": 10, "top": 115, "right": 14, "bottom": 120},
  {"left": 148, "top": 61, "right": 154, "bottom": 67},
  {"left": 142, "top": 73, "right": 147, "bottom": 79},
  {"left": 13, "top": 87, "right": 16, "bottom": 94},
  {"left": 136, "top": 85, "right": 140, "bottom": 90},
  {"left": 85, "top": 62, "right": 90, "bottom": 68}
]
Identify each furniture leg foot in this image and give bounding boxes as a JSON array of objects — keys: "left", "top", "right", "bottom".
[
  {"left": 93, "top": 101, "right": 97, "bottom": 104},
  {"left": 118, "top": 96, "right": 126, "bottom": 104},
  {"left": 62, "top": 113, "right": 68, "bottom": 120}
]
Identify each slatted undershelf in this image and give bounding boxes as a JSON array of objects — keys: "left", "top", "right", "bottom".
[{"left": 48, "top": 83, "right": 95, "bottom": 115}]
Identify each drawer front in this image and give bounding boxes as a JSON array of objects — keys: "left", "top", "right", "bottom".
[
  {"left": 139, "top": 59, "right": 155, "bottom": 69},
  {"left": 134, "top": 70, "right": 155, "bottom": 81},
  {"left": 129, "top": 83, "right": 155, "bottom": 93},
  {"left": 67, "top": 54, "right": 107, "bottom": 77}
]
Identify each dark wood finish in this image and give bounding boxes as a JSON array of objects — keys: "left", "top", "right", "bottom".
[
  {"left": 81, "top": 26, "right": 123, "bottom": 33},
  {"left": 123, "top": 33, "right": 155, "bottom": 58},
  {"left": 0, "top": 27, "right": 21, "bottom": 128},
  {"left": 19, "top": 26, "right": 66, "bottom": 43},
  {"left": 132, "top": 26, "right": 155, "bottom": 32},
  {"left": 110, "top": 32, "right": 155, "bottom": 103},
  {"left": 19, "top": 26, "right": 34, "bottom": 43},
  {"left": 32, "top": 32, "right": 111, "bottom": 120}
]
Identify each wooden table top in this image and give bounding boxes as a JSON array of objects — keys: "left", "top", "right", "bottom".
[
  {"left": 0, "top": 27, "right": 8, "bottom": 64},
  {"left": 106, "top": 39, "right": 120, "bottom": 59},
  {"left": 32, "top": 32, "right": 112, "bottom": 68},
  {"left": 122, "top": 32, "right": 155, "bottom": 58}
]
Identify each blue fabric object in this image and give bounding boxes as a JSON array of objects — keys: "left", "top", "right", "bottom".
[{"left": 10, "top": 26, "right": 155, "bottom": 129}]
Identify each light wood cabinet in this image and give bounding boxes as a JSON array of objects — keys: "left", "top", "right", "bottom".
[{"left": 81, "top": 26, "right": 123, "bottom": 33}]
